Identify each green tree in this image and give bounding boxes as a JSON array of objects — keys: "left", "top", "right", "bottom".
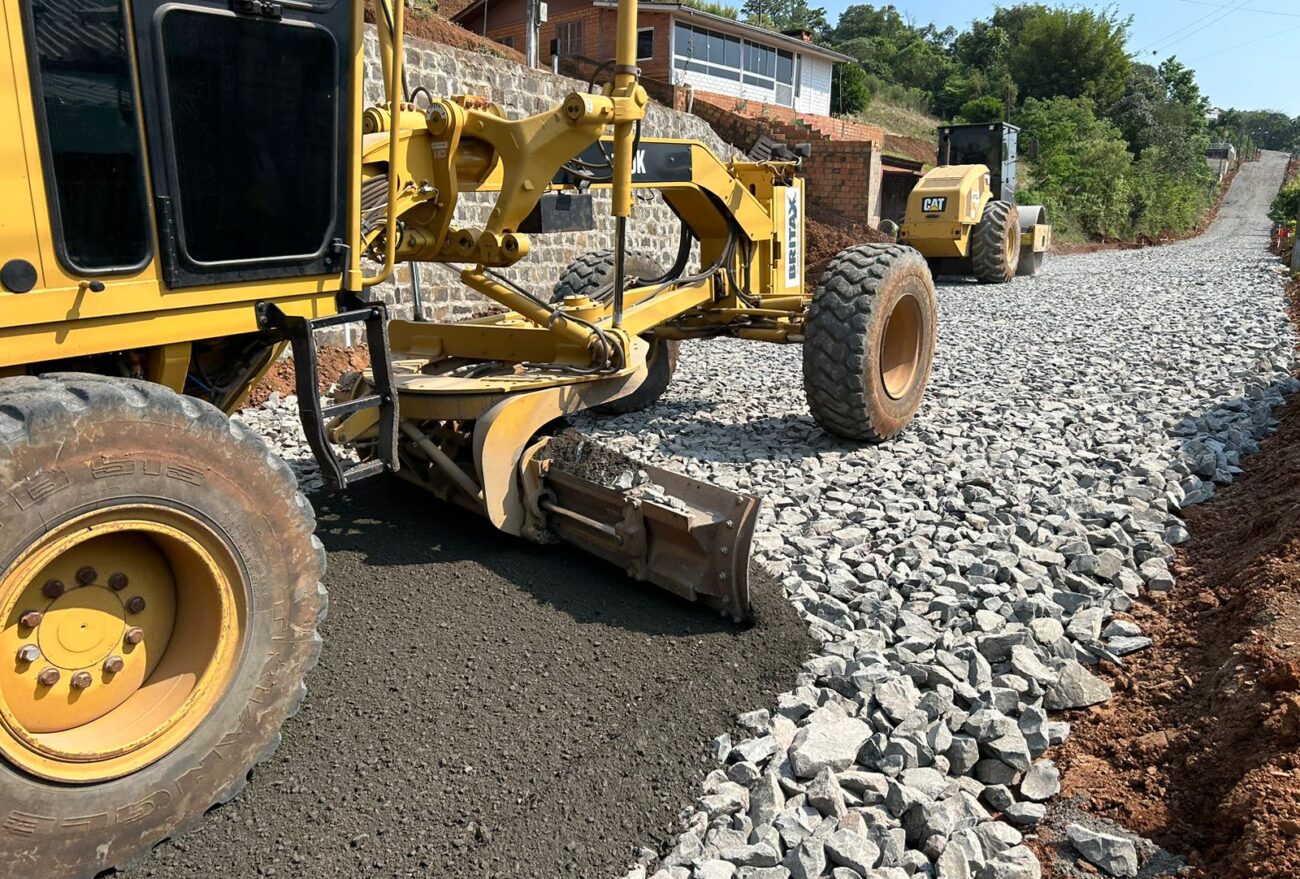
[
  {"left": 1227, "top": 110, "right": 1300, "bottom": 151},
  {"left": 740, "top": 0, "right": 827, "bottom": 34},
  {"left": 995, "top": 5, "right": 1132, "bottom": 107},
  {"left": 1015, "top": 96, "right": 1135, "bottom": 238},
  {"left": 958, "top": 95, "right": 1006, "bottom": 124},
  {"left": 831, "top": 62, "right": 871, "bottom": 116},
  {"left": 1270, "top": 180, "right": 1300, "bottom": 226}
]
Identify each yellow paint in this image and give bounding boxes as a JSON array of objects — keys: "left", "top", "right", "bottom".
[
  {"left": 0, "top": 0, "right": 344, "bottom": 390},
  {"left": 1023, "top": 223, "right": 1052, "bottom": 253},
  {"left": 0, "top": 506, "right": 243, "bottom": 783},
  {"left": 899, "top": 164, "right": 991, "bottom": 259}
]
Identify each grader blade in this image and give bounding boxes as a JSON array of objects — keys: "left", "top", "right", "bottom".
[{"left": 527, "top": 435, "right": 759, "bottom": 622}]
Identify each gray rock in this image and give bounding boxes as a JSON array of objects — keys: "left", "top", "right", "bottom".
[
  {"left": 783, "top": 839, "right": 828, "bottom": 879},
  {"left": 979, "top": 845, "right": 1041, "bottom": 879},
  {"left": 806, "top": 768, "right": 847, "bottom": 818},
  {"left": 788, "top": 719, "right": 873, "bottom": 778},
  {"left": 721, "top": 843, "right": 782, "bottom": 869},
  {"left": 695, "top": 861, "right": 737, "bottom": 879},
  {"left": 824, "top": 829, "right": 881, "bottom": 874},
  {"left": 1065, "top": 824, "right": 1138, "bottom": 877},
  {"left": 936, "top": 843, "right": 973, "bottom": 879},
  {"left": 750, "top": 769, "right": 786, "bottom": 828},
  {"left": 1003, "top": 801, "right": 1045, "bottom": 826},
  {"left": 738, "top": 869, "right": 791, "bottom": 879},
  {"left": 1018, "top": 762, "right": 1060, "bottom": 801},
  {"left": 1044, "top": 661, "right": 1113, "bottom": 709}
]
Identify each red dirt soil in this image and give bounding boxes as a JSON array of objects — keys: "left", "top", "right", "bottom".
[
  {"left": 247, "top": 347, "right": 371, "bottom": 407},
  {"left": 806, "top": 201, "right": 892, "bottom": 290},
  {"left": 363, "top": 1, "right": 525, "bottom": 64},
  {"left": 1043, "top": 281, "right": 1300, "bottom": 879}
]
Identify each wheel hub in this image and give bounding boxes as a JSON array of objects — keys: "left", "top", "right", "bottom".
[
  {"left": 40, "top": 587, "right": 127, "bottom": 669},
  {"left": 0, "top": 506, "right": 242, "bottom": 782},
  {"left": 879, "top": 293, "right": 924, "bottom": 401}
]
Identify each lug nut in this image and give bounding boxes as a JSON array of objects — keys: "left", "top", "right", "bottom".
[
  {"left": 124, "top": 626, "right": 145, "bottom": 646},
  {"left": 16, "top": 645, "right": 40, "bottom": 663},
  {"left": 125, "top": 596, "right": 147, "bottom": 614},
  {"left": 42, "top": 579, "right": 66, "bottom": 600},
  {"left": 70, "top": 671, "right": 93, "bottom": 690},
  {"left": 19, "top": 610, "right": 42, "bottom": 628},
  {"left": 36, "top": 667, "right": 60, "bottom": 687},
  {"left": 107, "top": 572, "right": 129, "bottom": 591},
  {"left": 103, "top": 655, "right": 125, "bottom": 674},
  {"left": 76, "top": 566, "right": 97, "bottom": 586}
]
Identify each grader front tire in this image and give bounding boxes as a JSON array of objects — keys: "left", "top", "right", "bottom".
[
  {"left": 552, "top": 249, "right": 680, "bottom": 414},
  {"left": 803, "top": 244, "right": 937, "bottom": 442},
  {"left": 0, "top": 375, "right": 325, "bottom": 879}
]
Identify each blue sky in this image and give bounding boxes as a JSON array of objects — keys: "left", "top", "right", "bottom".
[{"left": 817, "top": 0, "right": 1300, "bottom": 115}]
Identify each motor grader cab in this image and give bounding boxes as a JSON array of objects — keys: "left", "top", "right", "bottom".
[
  {"left": 898, "top": 121, "right": 1051, "bottom": 283},
  {"left": 0, "top": 0, "right": 940, "bottom": 873}
]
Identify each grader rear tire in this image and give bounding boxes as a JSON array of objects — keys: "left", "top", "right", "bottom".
[
  {"left": 803, "top": 244, "right": 937, "bottom": 441},
  {"left": 0, "top": 375, "right": 325, "bottom": 879},
  {"left": 972, "top": 199, "right": 1021, "bottom": 284},
  {"left": 552, "top": 249, "right": 679, "bottom": 414}
]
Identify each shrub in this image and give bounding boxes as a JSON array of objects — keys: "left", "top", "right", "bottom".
[
  {"left": 957, "top": 96, "right": 1005, "bottom": 124},
  {"left": 1270, "top": 179, "right": 1300, "bottom": 226}
]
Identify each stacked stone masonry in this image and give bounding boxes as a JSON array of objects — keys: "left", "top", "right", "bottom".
[{"left": 362, "top": 28, "right": 737, "bottom": 325}]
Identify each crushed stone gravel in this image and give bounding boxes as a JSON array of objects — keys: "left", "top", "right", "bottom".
[{"left": 576, "top": 152, "right": 1297, "bottom": 879}]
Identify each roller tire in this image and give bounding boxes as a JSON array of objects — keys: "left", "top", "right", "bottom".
[
  {"left": 0, "top": 374, "right": 325, "bottom": 879},
  {"left": 972, "top": 199, "right": 1021, "bottom": 284},
  {"left": 802, "top": 244, "right": 937, "bottom": 441},
  {"left": 552, "top": 250, "right": 679, "bottom": 414}
]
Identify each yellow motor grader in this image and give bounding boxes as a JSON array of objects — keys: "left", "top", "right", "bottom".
[{"left": 0, "top": 0, "right": 938, "bottom": 873}]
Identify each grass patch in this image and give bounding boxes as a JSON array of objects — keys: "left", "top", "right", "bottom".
[{"left": 851, "top": 100, "right": 940, "bottom": 143}]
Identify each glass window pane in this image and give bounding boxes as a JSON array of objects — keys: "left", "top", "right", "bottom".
[
  {"left": 725, "top": 36, "right": 740, "bottom": 68},
  {"left": 674, "top": 23, "right": 691, "bottom": 56},
  {"left": 161, "top": 11, "right": 336, "bottom": 263},
  {"left": 708, "top": 31, "right": 724, "bottom": 64},
  {"left": 637, "top": 29, "right": 653, "bottom": 59},
  {"left": 777, "top": 50, "right": 793, "bottom": 83},
  {"left": 25, "top": 0, "right": 150, "bottom": 270}
]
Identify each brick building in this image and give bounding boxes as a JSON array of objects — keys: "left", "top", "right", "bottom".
[{"left": 451, "top": 0, "right": 851, "bottom": 117}]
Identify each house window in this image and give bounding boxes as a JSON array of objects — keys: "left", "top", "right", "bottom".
[
  {"left": 672, "top": 22, "right": 740, "bottom": 81},
  {"left": 499, "top": 35, "right": 515, "bottom": 49},
  {"left": 555, "top": 20, "right": 584, "bottom": 57},
  {"left": 637, "top": 27, "right": 654, "bottom": 60},
  {"left": 673, "top": 22, "right": 796, "bottom": 105}
]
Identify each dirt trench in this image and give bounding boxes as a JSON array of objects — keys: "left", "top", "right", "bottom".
[{"left": 1040, "top": 281, "right": 1300, "bottom": 879}]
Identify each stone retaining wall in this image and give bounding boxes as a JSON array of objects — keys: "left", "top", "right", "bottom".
[{"left": 361, "top": 28, "right": 737, "bottom": 324}]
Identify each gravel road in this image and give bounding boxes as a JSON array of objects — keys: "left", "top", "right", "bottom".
[
  {"left": 576, "top": 151, "right": 1298, "bottom": 879},
  {"left": 125, "top": 153, "right": 1294, "bottom": 879}
]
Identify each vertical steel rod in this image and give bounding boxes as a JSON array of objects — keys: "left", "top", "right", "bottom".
[{"left": 613, "top": 216, "right": 627, "bottom": 328}]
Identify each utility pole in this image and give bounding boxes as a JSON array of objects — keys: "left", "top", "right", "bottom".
[{"left": 525, "top": 0, "right": 539, "bottom": 68}]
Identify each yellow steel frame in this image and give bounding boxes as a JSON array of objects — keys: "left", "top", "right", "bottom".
[
  {"left": 0, "top": 0, "right": 367, "bottom": 391},
  {"left": 1, "top": 0, "right": 807, "bottom": 406}
]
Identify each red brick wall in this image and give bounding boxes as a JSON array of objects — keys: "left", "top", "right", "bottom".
[
  {"left": 802, "top": 141, "right": 875, "bottom": 217},
  {"left": 686, "top": 93, "right": 879, "bottom": 222}
]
